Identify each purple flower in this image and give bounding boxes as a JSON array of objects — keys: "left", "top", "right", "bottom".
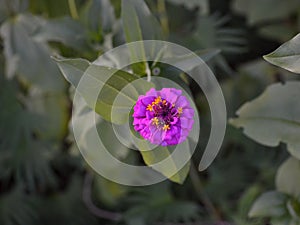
[{"left": 132, "top": 88, "right": 194, "bottom": 146}]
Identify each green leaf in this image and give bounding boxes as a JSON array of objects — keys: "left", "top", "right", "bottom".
[
  {"left": 84, "top": 66, "right": 143, "bottom": 123},
  {"left": 276, "top": 157, "right": 300, "bottom": 197},
  {"left": 33, "top": 17, "right": 90, "bottom": 51},
  {"left": 121, "top": 0, "right": 144, "bottom": 73},
  {"left": 229, "top": 81, "right": 300, "bottom": 159},
  {"left": 71, "top": 95, "right": 131, "bottom": 174},
  {"left": 80, "top": 0, "right": 115, "bottom": 34},
  {"left": 249, "top": 191, "right": 288, "bottom": 218},
  {"left": 55, "top": 58, "right": 153, "bottom": 124},
  {"left": 122, "top": 0, "right": 163, "bottom": 40},
  {"left": 54, "top": 57, "right": 90, "bottom": 86},
  {"left": 264, "top": 33, "right": 300, "bottom": 74},
  {"left": 138, "top": 140, "right": 191, "bottom": 184},
  {"left": 121, "top": 0, "right": 147, "bottom": 75},
  {"left": 121, "top": 0, "right": 163, "bottom": 75},
  {"left": 0, "top": 14, "right": 66, "bottom": 92}
]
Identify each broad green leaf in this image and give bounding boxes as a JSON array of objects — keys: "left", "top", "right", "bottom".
[
  {"left": 249, "top": 191, "right": 288, "bottom": 218},
  {"left": 53, "top": 57, "right": 90, "bottom": 85},
  {"left": 71, "top": 94, "right": 130, "bottom": 168},
  {"left": 55, "top": 58, "right": 153, "bottom": 124},
  {"left": 33, "top": 17, "right": 90, "bottom": 51},
  {"left": 135, "top": 4, "right": 163, "bottom": 41},
  {"left": 122, "top": 0, "right": 163, "bottom": 41},
  {"left": 276, "top": 157, "right": 300, "bottom": 197},
  {"left": 121, "top": 0, "right": 146, "bottom": 75},
  {"left": 232, "top": 0, "right": 300, "bottom": 25},
  {"left": 121, "top": 0, "right": 163, "bottom": 75},
  {"left": 81, "top": 0, "right": 115, "bottom": 32},
  {"left": 0, "top": 14, "right": 66, "bottom": 92},
  {"left": 229, "top": 81, "right": 300, "bottom": 159},
  {"left": 264, "top": 33, "right": 300, "bottom": 74},
  {"left": 73, "top": 94, "right": 166, "bottom": 188},
  {"left": 138, "top": 141, "right": 191, "bottom": 184}
]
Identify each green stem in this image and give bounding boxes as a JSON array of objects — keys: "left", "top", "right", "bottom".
[
  {"left": 189, "top": 162, "right": 221, "bottom": 221},
  {"left": 146, "top": 63, "right": 151, "bottom": 82},
  {"left": 68, "top": 0, "right": 79, "bottom": 19}
]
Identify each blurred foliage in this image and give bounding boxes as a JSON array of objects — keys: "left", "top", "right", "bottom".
[{"left": 1, "top": 0, "right": 300, "bottom": 225}]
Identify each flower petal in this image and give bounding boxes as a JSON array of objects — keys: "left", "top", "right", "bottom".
[{"left": 132, "top": 88, "right": 194, "bottom": 146}]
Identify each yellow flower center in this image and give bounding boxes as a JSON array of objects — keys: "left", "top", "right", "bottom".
[
  {"left": 177, "top": 107, "right": 183, "bottom": 116},
  {"left": 152, "top": 117, "right": 159, "bottom": 126},
  {"left": 146, "top": 104, "right": 153, "bottom": 111},
  {"left": 147, "top": 96, "right": 163, "bottom": 111},
  {"left": 152, "top": 96, "right": 162, "bottom": 105},
  {"left": 163, "top": 124, "right": 170, "bottom": 131}
]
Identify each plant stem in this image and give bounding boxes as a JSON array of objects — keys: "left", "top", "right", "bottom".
[
  {"left": 68, "top": 0, "right": 79, "bottom": 19},
  {"left": 189, "top": 162, "right": 221, "bottom": 221},
  {"left": 146, "top": 63, "right": 151, "bottom": 82}
]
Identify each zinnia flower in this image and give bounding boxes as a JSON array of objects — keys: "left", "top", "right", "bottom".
[{"left": 132, "top": 88, "right": 194, "bottom": 146}]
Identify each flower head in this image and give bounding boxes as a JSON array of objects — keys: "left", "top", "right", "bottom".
[{"left": 132, "top": 88, "right": 194, "bottom": 146}]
